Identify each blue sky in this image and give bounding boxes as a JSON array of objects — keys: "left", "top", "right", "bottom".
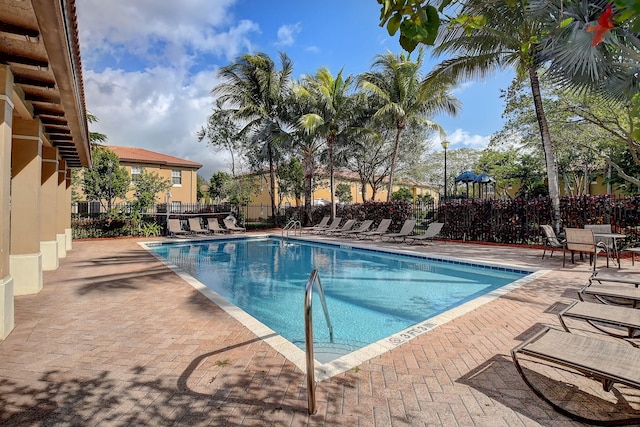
[{"left": 76, "top": 0, "right": 514, "bottom": 178}]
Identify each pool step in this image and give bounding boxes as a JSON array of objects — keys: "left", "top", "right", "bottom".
[{"left": 293, "top": 339, "right": 369, "bottom": 364}]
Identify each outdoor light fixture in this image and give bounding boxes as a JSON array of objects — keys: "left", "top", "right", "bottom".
[{"left": 441, "top": 140, "right": 451, "bottom": 200}]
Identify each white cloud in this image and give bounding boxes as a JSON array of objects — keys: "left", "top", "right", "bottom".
[
  {"left": 76, "top": 0, "right": 254, "bottom": 179},
  {"left": 84, "top": 66, "right": 229, "bottom": 178},
  {"left": 76, "top": 0, "right": 259, "bottom": 65},
  {"left": 275, "top": 23, "right": 302, "bottom": 46},
  {"left": 436, "top": 129, "right": 491, "bottom": 151}
]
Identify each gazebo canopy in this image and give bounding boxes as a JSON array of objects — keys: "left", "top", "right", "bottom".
[
  {"left": 476, "top": 173, "right": 495, "bottom": 184},
  {"left": 454, "top": 171, "right": 479, "bottom": 183}
]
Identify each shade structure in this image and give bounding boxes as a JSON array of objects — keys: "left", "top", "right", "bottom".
[
  {"left": 455, "top": 171, "right": 479, "bottom": 197},
  {"left": 454, "top": 171, "right": 479, "bottom": 183},
  {"left": 476, "top": 173, "right": 495, "bottom": 198}
]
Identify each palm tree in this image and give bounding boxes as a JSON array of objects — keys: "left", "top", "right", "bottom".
[
  {"left": 359, "top": 49, "right": 460, "bottom": 201},
  {"left": 531, "top": 0, "right": 640, "bottom": 102},
  {"left": 429, "top": 0, "right": 564, "bottom": 232},
  {"left": 213, "top": 52, "right": 293, "bottom": 226},
  {"left": 281, "top": 89, "right": 324, "bottom": 225},
  {"left": 297, "top": 67, "right": 363, "bottom": 218}
]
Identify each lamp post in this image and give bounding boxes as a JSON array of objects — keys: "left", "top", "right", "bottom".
[
  {"left": 441, "top": 140, "right": 450, "bottom": 200},
  {"left": 107, "top": 160, "right": 114, "bottom": 213}
]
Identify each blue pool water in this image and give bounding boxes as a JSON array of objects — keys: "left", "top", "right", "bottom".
[{"left": 149, "top": 237, "right": 528, "bottom": 359}]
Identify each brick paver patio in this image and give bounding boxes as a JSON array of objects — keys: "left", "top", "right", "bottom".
[{"left": 1, "top": 235, "right": 639, "bottom": 426}]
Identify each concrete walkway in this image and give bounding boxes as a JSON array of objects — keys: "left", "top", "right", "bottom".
[{"left": 1, "top": 235, "right": 639, "bottom": 426}]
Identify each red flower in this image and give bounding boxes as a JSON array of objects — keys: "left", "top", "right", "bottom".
[{"left": 586, "top": 3, "right": 615, "bottom": 47}]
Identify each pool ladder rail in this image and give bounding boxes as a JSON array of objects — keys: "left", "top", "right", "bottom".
[
  {"left": 304, "top": 269, "right": 334, "bottom": 415},
  {"left": 282, "top": 219, "right": 302, "bottom": 237}
]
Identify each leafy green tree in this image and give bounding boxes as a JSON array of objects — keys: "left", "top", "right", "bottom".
[
  {"left": 72, "top": 112, "right": 108, "bottom": 201},
  {"left": 495, "top": 75, "right": 640, "bottom": 194},
  {"left": 335, "top": 183, "right": 353, "bottom": 203},
  {"left": 376, "top": 0, "right": 443, "bottom": 52},
  {"left": 198, "top": 100, "right": 247, "bottom": 177},
  {"left": 391, "top": 187, "right": 414, "bottom": 202},
  {"left": 209, "top": 171, "right": 231, "bottom": 203},
  {"left": 360, "top": 48, "right": 459, "bottom": 201},
  {"left": 131, "top": 169, "right": 172, "bottom": 212},
  {"left": 128, "top": 170, "right": 172, "bottom": 235},
  {"left": 87, "top": 112, "right": 107, "bottom": 147},
  {"left": 283, "top": 89, "right": 324, "bottom": 224},
  {"left": 226, "top": 176, "right": 261, "bottom": 220},
  {"left": 213, "top": 52, "right": 294, "bottom": 226},
  {"left": 429, "top": 0, "right": 563, "bottom": 231},
  {"left": 82, "top": 147, "right": 129, "bottom": 212},
  {"left": 344, "top": 130, "right": 392, "bottom": 201},
  {"left": 476, "top": 145, "right": 520, "bottom": 198},
  {"left": 298, "top": 67, "right": 363, "bottom": 217},
  {"left": 276, "top": 157, "right": 304, "bottom": 206},
  {"left": 196, "top": 174, "right": 208, "bottom": 202}
]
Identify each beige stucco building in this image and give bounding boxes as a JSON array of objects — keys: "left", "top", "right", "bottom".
[
  {"left": 1, "top": 0, "right": 91, "bottom": 339},
  {"left": 101, "top": 145, "right": 202, "bottom": 208}
]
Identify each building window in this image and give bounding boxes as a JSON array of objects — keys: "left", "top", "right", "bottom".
[
  {"left": 172, "top": 170, "right": 182, "bottom": 185},
  {"left": 131, "top": 166, "right": 142, "bottom": 183}
]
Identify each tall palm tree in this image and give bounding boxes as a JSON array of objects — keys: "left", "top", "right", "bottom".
[
  {"left": 213, "top": 52, "right": 293, "bottom": 226},
  {"left": 429, "top": 0, "right": 564, "bottom": 232},
  {"left": 359, "top": 49, "right": 460, "bottom": 201},
  {"left": 297, "top": 67, "right": 363, "bottom": 218},
  {"left": 281, "top": 89, "right": 324, "bottom": 225}
]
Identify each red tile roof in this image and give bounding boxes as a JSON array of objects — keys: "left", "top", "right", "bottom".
[{"left": 106, "top": 146, "right": 202, "bottom": 169}]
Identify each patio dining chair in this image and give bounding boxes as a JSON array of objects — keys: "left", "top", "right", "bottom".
[
  {"left": 563, "top": 228, "right": 604, "bottom": 271},
  {"left": 540, "top": 224, "right": 566, "bottom": 259}
]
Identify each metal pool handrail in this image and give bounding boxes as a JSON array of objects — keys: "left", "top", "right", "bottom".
[
  {"left": 304, "top": 269, "right": 334, "bottom": 415},
  {"left": 282, "top": 219, "right": 301, "bottom": 237}
]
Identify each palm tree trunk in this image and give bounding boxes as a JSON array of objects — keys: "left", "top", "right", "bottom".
[
  {"left": 528, "top": 66, "right": 562, "bottom": 233},
  {"left": 328, "top": 137, "right": 336, "bottom": 218},
  {"left": 386, "top": 126, "right": 403, "bottom": 201},
  {"left": 303, "top": 154, "right": 314, "bottom": 226},
  {"left": 267, "top": 142, "right": 279, "bottom": 227}
]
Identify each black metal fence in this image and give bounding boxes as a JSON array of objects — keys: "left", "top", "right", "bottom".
[
  {"left": 71, "top": 195, "right": 640, "bottom": 244},
  {"left": 437, "top": 195, "right": 640, "bottom": 245}
]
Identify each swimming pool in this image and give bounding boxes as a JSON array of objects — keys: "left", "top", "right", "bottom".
[{"left": 145, "top": 236, "right": 541, "bottom": 377}]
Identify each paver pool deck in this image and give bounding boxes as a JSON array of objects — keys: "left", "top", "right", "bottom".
[{"left": 1, "top": 234, "right": 639, "bottom": 426}]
